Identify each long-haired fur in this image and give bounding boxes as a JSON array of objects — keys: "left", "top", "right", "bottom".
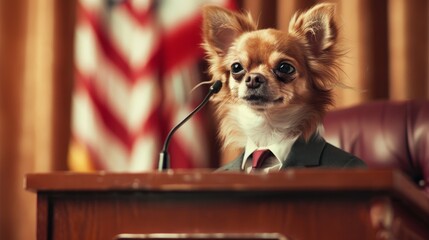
[{"left": 202, "top": 3, "right": 343, "bottom": 149}]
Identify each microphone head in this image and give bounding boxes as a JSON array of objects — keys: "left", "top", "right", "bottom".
[{"left": 210, "top": 80, "right": 222, "bottom": 94}]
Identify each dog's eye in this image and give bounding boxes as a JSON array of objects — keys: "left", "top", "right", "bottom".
[
  {"left": 277, "top": 62, "right": 295, "bottom": 74},
  {"left": 231, "top": 62, "right": 244, "bottom": 74}
]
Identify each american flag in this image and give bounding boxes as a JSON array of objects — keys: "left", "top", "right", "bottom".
[{"left": 69, "top": 0, "right": 235, "bottom": 171}]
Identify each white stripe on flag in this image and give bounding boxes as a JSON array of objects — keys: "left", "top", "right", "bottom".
[
  {"left": 109, "top": 5, "right": 160, "bottom": 70},
  {"left": 72, "top": 90, "right": 129, "bottom": 171}
]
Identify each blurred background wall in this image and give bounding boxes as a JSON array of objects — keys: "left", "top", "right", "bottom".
[
  {"left": 0, "top": 0, "right": 428, "bottom": 239},
  {"left": 0, "top": 0, "right": 75, "bottom": 239}
]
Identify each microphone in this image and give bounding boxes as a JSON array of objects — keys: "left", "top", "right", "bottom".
[{"left": 158, "top": 80, "right": 222, "bottom": 171}]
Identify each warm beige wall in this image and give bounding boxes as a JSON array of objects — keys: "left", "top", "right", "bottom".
[{"left": 0, "top": 0, "right": 75, "bottom": 239}]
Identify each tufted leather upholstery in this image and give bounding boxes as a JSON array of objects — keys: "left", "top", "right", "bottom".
[{"left": 323, "top": 100, "right": 429, "bottom": 196}]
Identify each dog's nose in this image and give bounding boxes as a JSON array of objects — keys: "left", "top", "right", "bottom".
[{"left": 245, "top": 73, "right": 266, "bottom": 89}]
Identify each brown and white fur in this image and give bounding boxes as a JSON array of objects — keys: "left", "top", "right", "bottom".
[{"left": 202, "top": 3, "right": 342, "bottom": 150}]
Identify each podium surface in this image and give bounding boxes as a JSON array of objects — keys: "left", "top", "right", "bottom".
[{"left": 25, "top": 169, "right": 429, "bottom": 240}]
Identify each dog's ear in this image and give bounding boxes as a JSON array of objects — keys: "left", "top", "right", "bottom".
[
  {"left": 202, "top": 6, "right": 257, "bottom": 56},
  {"left": 288, "top": 3, "right": 338, "bottom": 57}
]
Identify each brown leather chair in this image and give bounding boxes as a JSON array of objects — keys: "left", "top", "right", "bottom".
[{"left": 323, "top": 100, "right": 429, "bottom": 196}]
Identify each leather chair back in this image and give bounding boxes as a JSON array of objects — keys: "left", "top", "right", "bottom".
[{"left": 323, "top": 100, "right": 429, "bottom": 196}]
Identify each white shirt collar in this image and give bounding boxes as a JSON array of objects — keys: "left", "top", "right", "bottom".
[{"left": 241, "top": 136, "right": 299, "bottom": 170}]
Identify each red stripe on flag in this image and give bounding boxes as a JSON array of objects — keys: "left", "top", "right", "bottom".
[
  {"left": 75, "top": 70, "right": 164, "bottom": 155},
  {"left": 169, "top": 137, "right": 195, "bottom": 169},
  {"left": 122, "top": 0, "right": 154, "bottom": 27},
  {"left": 78, "top": 4, "right": 132, "bottom": 79},
  {"left": 76, "top": 71, "right": 133, "bottom": 151},
  {"left": 161, "top": 14, "right": 205, "bottom": 74},
  {"left": 159, "top": 0, "right": 238, "bottom": 75},
  {"left": 79, "top": 3, "right": 162, "bottom": 85}
]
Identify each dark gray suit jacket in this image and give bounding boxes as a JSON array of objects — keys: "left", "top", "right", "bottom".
[{"left": 218, "top": 135, "right": 366, "bottom": 171}]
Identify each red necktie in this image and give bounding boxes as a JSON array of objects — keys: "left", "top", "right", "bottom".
[{"left": 252, "top": 149, "right": 272, "bottom": 169}]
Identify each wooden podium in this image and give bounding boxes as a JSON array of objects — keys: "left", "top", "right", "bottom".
[{"left": 25, "top": 169, "right": 429, "bottom": 240}]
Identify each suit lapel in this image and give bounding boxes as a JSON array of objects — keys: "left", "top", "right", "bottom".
[
  {"left": 217, "top": 152, "right": 245, "bottom": 171},
  {"left": 282, "top": 135, "right": 326, "bottom": 168}
]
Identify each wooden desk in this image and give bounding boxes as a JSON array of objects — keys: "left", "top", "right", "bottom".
[{"left": 25, "top": 169, "right": 429, "bottom": 240}]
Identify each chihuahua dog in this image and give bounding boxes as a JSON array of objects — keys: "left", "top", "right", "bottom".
[{"left": 202, "top": 4, "right": 365, "bottom": 171}]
